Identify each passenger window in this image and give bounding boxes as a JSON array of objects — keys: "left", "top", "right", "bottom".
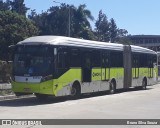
[
  {"left": 57, "top": 48, "right": 69, "bottom": 69},
  {"left": 70, "top": 49, "right": 81, "bottom": 67},
  {"left": 92, "top": 50, "right": 101, "bottom": 67}
]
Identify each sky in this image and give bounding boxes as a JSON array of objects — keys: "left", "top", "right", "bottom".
[{"left": 24, "top": 0, "right": 160, "bottom": 35}]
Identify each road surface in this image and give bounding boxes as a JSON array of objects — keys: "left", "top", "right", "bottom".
[{"left": 0, "top": 84, "right": 160, "bottom": 128}]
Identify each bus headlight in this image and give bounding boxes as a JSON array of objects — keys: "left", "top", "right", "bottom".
[{"left": 41, "top": 75, "right": 53, "bottom": 82}]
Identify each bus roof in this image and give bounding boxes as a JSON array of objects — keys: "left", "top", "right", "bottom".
[
  {"left": 131, "top": 45, "right": 156, "bottom": 54},
  {"left": 18, "top": 36, "right": 124, "bottom": 51},
  {"left": 17, "top": 36, "right": 156, "bottom": 54}
]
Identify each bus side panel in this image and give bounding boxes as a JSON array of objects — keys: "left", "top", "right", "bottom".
[
  {"left": 109, "top": 68, "right": 124, "bottom": 89},
  {"left": 132, "top": 68, "right": 148, "bottom": 87},
  {"left": 106, "top": 68, "right": 110, "bottom": 80},
  {"left": 90, "top": 68, "right": 107, "bottom": 92},
  {"left": 91, "top": 68, "right": 102, "bottom": 81},
  {"left": 90, "top": 68, "right": 103, "bottom": 92},
  {"left": 53, "top": 68, "right": 82, "bottom": 96},
  {"left": 148, "top": 67, "right": 158, "bottom": 85},
  {"left": 139, "top": 68, "right": 148, "bottom": 78}
]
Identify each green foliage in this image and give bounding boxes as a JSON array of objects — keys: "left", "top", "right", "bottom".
[
  {"left": 95, "top": 11, "right": 128, "bottom": 43},
  {"left": 10, "top": 0, "right": 29, "bottom": 16},
  {"left": 95, "top": 10, "right": 110, "bottom": 42},
  {"left": 0, "top": 60, "right": 12, "bottom": 83},
  {"left": 0, "top": 11, "right": 39, "bottom": 60},
  {"left": 118, "top": 37, "right": 132, "bottom": 45},
  {"left": 117, "top": 29, "right": 128, "bottom": 37},
  {"left": 0, "top": 1, "right": 130, "bottom": 83},
  {"left": 28, "top": 4, "right": 95, "bottom": 40},
  {"left": 0, "top": 0, "right": 10, "bottom": 11},
  {"left": 109, "top": 18, "right": 118, "bottom": 43},
  {"left": 0, "top": 0, "right": 29, "bottom": 16},
  {"left": 28, "top": 4, "right": 129, "bottom": 42},
  {"left": 29, "top": 4, "right": 71, "bottom": 36},
  {"left": 72, "top": 4, "right": 94, "bottom": 39},
  {"left": 0, "top": 1, "right": 129, "bottom": 61}
]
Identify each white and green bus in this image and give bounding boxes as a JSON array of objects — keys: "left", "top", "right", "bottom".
[{"left": 11, "top": 36, "right": 158, "bottom": 99}]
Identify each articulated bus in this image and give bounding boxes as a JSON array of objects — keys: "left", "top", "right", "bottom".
[
  {"left": 11, "top": 36, "right": 158, "bottom": 99},
  {"left": 157, "top": 52, "right": 160, "bottom": 75}
]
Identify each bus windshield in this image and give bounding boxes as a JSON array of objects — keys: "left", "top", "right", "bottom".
[{"left": 13, "top": 45, "right": 54, "bottom": 76}]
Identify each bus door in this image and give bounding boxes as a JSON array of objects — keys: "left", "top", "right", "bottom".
[
  {"left": 148, "top": 57, "right": 153, "bottom": 78},
  {"left": 101, "top": 52, "right": 110, "bottom": 81},
  {"left": 56, "top": 47, "right": 69, "bottom": 78},
  {"left": 133, "top": 55, "right": 139, "bottom": 79},
  {"left": 82, "top": 52, "right": 91, "bottom": 82}
]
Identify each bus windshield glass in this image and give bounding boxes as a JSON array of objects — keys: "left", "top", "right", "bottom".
[{"left": 13, "top": 45, "right": 54, "bottom": 76}]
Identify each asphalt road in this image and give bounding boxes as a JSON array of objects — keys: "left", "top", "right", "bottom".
[{"left": 0, "top": 84, "right": 160, "bottom": 128}]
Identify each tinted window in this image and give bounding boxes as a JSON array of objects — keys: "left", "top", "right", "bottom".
[
  {"left": 57, "top": 48, "right": 69, "bottom": 69},
  {"left": 139, "top": 54, "right": 148, "bottom": 67},
  {"left": 110, "top": 51, "right": 123, "bottom": 67},
  {"left": 92, "top": 50, "right": 101, "bottom": 67},
  {"left": 70, "top": 49, "right": 81, "bottom": 67}
]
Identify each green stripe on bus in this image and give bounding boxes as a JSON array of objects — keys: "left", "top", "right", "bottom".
[{"left": 109, "top": 68, "right": 124, "bottom": 79}]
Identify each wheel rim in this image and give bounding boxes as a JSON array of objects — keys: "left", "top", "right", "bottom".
[
  {"left": 142, "top": 80, "right": 146, "bottom": 89},
  {"left": 110, "top": 82, "right": 115, "bottom": 94},
  {"left": 71, "top": 87, "right": 76, "bottom": 96}
]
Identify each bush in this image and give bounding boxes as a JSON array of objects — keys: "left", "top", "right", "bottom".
[{"left": 0, "top": 60, "right": 12, "bottom": 83}]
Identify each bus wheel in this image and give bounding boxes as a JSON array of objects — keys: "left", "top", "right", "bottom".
[
  {"left": 109, "top": 81, "right": 116, "bottom": 94},
  {"left": 70, "top": 83, "right": 81, "bottom": 99},
  {"left": 35, "top": 93, "right": 48, "bottom": 100},
  {"left": 142, "top": 78, "right": 147, "bottom": 90}
]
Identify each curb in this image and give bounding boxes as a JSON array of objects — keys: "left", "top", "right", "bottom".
[
  {"left": 0, "top": 95, "right": 17, "bottom": 101},
  {"left": 0, "top": 94, "right": 34, "bottom": 101}
]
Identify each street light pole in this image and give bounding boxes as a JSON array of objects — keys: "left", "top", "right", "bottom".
[
  {"left": 68, "top": 6, "right": 70, "bottom": 37},
  {"left": 53, "top": 1, "right": 71, "bottom": 37}
]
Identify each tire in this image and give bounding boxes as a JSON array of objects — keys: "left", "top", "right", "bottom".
[
  {"left": 70, "top": 83, "right": 81, "bottom": 99},
  {"left": 35, "top": 93, "right": 48, "bottom": 100},
  {"left": 142, "top": 79, "right": 147, "bottom": 90},
  {"left": 109, "top": 81, "right": 116, "bottom": 94}
]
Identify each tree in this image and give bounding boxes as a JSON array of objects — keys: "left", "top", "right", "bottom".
[
  {"left": 118, "top": 37, "right": 132, "bottom": 45},
  {"left": 0, "top": 0, "right": 10, "bottom": 11},
  {"left": 95, "top": 10, "right": 129, "bottom": 43},
  {"left": 28, "top": 4, "right": 72, "bottom": 36},
  {"left": 95, "top": 10, "right": 110, "bottom": 42},
  {"left": 28, "top": 9, "right": 37, "bottom": 20},
  {"left": 109, "top": 18, "right": 118, "bottom": 43},
  {"left": 116, "top": 29, "right": 130, "bottom": 44},
  {"left": 72, "top": 4, "right": 94, "bottom": 39},
  {"left": 0, "top": 11, "right": 39, "bottom": 60},
  {"left": 48, "top": 4, "right": 72, "bottom": 36},
  {"left": 10, "top": 0, "right": 29, "bottom": 16},
  {"left": 29, "top": 4, "right": 95, "bottom": 40},
  {"left": 117, "top": 29, "right": 128, "bottom": 37}
]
